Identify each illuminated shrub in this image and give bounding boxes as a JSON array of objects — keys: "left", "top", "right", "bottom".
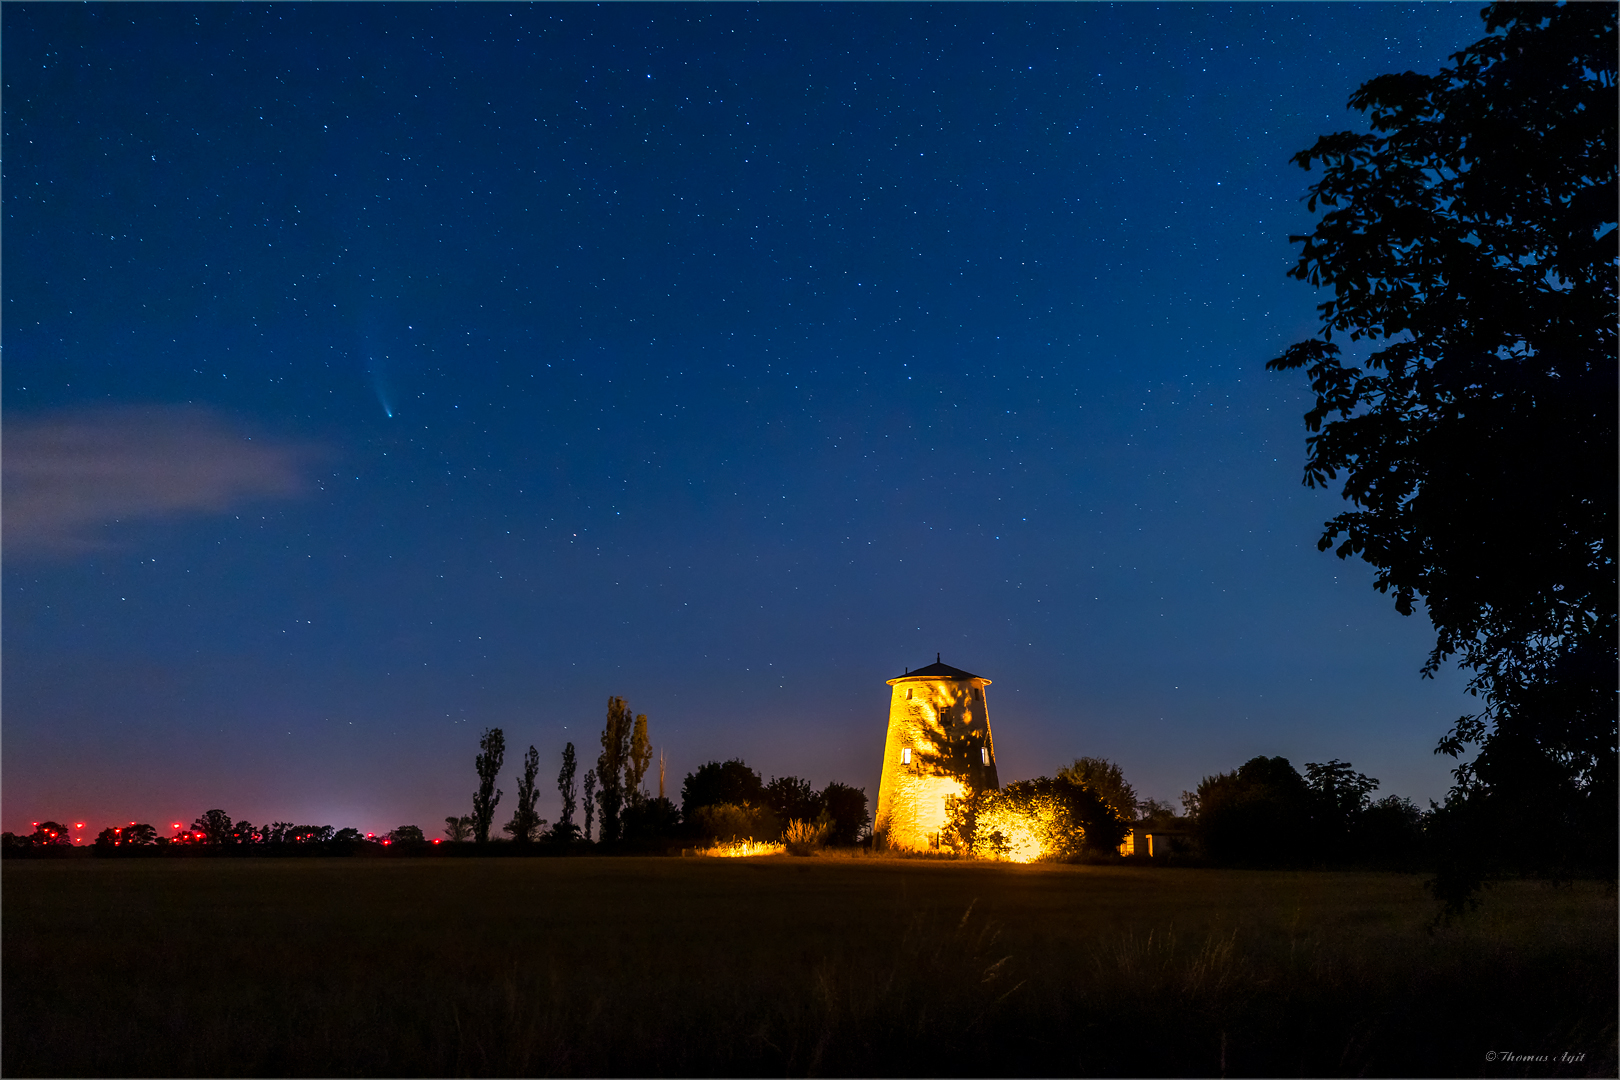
[
  {"left": 966, "top": 777, "right": 1128, "bottom": 862},
  {"left": 783, "top": 818, "right": 830, "bottom": 856},
  {"left": 697, "top": 838, "right": 785, "bottom": 858}
]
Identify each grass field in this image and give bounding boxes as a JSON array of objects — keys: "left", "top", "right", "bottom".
[{"left": 4, "top": 855, "right": 1614, "bottom": 1076}]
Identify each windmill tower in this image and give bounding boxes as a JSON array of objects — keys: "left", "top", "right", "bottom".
[{"left": 874, "top": 655, "right": 1000, "bottom": 851}]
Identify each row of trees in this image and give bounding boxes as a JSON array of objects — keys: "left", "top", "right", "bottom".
[
  {"left": 2, "top": 815, "right": 378, "bottom": 850},
  {"left": 6, "top": 702, "right": 1433, "bottom": 872},
  {"left": 3, "top": 748, "right": 1436, "bottom": 870},
  {"left": 679, "top": 759, "right": 870, "bottom": 847},
  {"left": 3, "top": 697, "right": 872, "bottom": 857},
  {"left": 1185, "top": 757, "right": 1427, "bottom": 869},
  {"left": 915, "top": 748, "right": 1434, "bottom": 870},
  {"left": 448, "top": 698, "right": 873, "bottom": 851}
]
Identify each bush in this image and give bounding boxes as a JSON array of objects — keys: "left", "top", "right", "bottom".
[
  {"left": 681, "top": 760, "right": 765, "bottom": 821},
  {"left": 783, "top": 819, "right": 829, "bottom": 856},
  {"left": 691, "top": 802, "right": 780, "bottom": 843},
  {"left": 968, "top": 776, "right": 1127, "bottom": 862}
]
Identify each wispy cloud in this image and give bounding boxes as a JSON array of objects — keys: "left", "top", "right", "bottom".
[{"left": 4, "top": 405, "right": 318, "bottom": 558}]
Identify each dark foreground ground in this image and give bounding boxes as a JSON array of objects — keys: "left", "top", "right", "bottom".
[{"left": 4, "top": 855, "right": 1614, "bottom": 1077}]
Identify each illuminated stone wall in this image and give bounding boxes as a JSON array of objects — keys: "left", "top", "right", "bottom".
[{"left": 874, "top": 664, "right": 1000, "bottom": 851}]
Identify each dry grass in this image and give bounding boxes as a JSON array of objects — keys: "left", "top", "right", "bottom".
[{"left": 4, "top": 856, "right": 1614, "bottom": 1076}]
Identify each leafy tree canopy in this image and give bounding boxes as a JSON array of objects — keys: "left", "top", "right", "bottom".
[
  {"left": 1056, "top": 757, "right": 1139, "bottom": 821},
  {"left": 1193, "top": 757, "right": 1313, "bottom": 865},
  {"left": 764, "top": 775, "right": 822, "bottom": 824},
  {"left": 31, "top": 822, "right": 73, "bottom": 846},
  {"left": 472, "top": 727, "right": 506, "bottom": 845},
  {"left": 972, "top": 776, "right": 1127, "bottom": 861},
  {"left": 681, "top": 759, "right": 765, "bottom": 819},
  {"left": 819, "top": 782, "right": 870, "bottom": 846},
  {"left": 1267, "top": 2, "right": 1616, "bottom": 886}
]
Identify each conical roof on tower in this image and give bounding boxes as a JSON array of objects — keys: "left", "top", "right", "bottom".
[{"left": 888, "top": 653, "right": 990, "bottom": 684}]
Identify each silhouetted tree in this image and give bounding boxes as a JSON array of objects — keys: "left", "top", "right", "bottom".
[
  {"left": 504, "top": 744, "right": 544, "bottom": 844},
  {"left": 1267, "top": 2, "right": 1616, "bottom": 904},
  {"left": 332, "top": 827, "right": 363, "bottom": 844},
  {"left": 191, "top": 809, "right": 233, "bottom": 845},
  {"left": 765, "top": 776, "right": 822, "bottom": 828},
  {"left": 819, "top": 782, "right": 870, "bottom": 846},
  {"left": 472, "top": 727, "right": 506, "bottom": 845},
  {"left": 444, "top": 815, "right": 473, "bottom": 843},
  {"left": 389, "top": 825, "right": 426, "bottom": 845},
  {"left": 28, "top": 822, "right": 73, "bottom": 847},
  {"left": 628, "top": 713, "right": 653, "bottom": 805},
  {"left": 681, "top": 759, "right": 765, "bottom": 820},
  {"left": 1057, "top": 757, "right": 1139, "bottom": 822},
  {"left": 1304, "top": 758, "right": 1379, "bottom": 860},
  {"left": 622, "top": 796, "right": 682, "bottom": 846},
  {"left": 93, "top": 823, "right": 159, "bottom": 848},
  {"left": 596, "top": 697, "right": 636, "bottom": 843},
  {"left": 553, "top": 741, "right": 580, "bottom": 843},
  {"left": 1353, "top": 795, "right": 1430, "bottom": 869},
  {"left": 1136, "top": 798, "right": 1181, "bottom": 830},
  {"left": 1193, "top": 757, "right": 1313, "bottom": 866},
  {"left": 582, "top": 768, "right": 597, "bottom": 842}
]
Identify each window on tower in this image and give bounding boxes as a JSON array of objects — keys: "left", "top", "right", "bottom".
[
  {"left": 981, "top": 747, "right": 990, "bottom": 765},
  {"left": 901, "top": 748, "right": 912, "bottom": 765}
]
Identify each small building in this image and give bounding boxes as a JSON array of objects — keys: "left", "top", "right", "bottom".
[{"left": 1139, "top": 829, "right": 1194, "bottom": 858}]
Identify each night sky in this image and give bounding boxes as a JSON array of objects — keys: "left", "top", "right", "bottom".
[{"left": 4, "top": 3, "right": 1488, "bottom": 839}]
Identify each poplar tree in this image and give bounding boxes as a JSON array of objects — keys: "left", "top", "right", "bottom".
[
  {"left": 472, "top": 727, "right": 506, "bottom": 844},
  {"left": 555, "top": 741, "right": 579, "bottom": 841},
  {"left": 582, "top": 768, "right": 597, "bottom": 842},
  {"left": 596, "top": 697, "right": 634, "bottom": 843},
  {"left": 628, "top": 713, "right": 653, "bottom": 804},
  {"left": 504, "top": 744, "right": 543, "bottom": 843}
]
